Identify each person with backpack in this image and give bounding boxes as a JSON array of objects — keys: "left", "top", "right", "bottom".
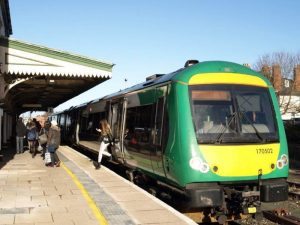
[
  {"left": 27, "top": 121, "right": 38, "bottom": 158},
  {"left": 32, "top": 118, "right": 42, "bottom": 132}
]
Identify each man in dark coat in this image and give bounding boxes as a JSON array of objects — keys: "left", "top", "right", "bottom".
[
  {"left": 46, "top": 120, "right": 61, "bottom": 167},
  {"left": 16, "top": 117, "right": 27, "bottom": 154}
]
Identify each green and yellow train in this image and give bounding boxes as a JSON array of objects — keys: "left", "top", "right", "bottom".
[{"left": 52, "top": 60, "right": 288, "bottom": 220}]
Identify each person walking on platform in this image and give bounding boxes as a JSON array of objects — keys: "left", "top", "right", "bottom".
[
  {"left": 46, "top": 120, "right": 61, "bottom": 167},
  {"left": 39, "top": 120, "right": 51, "bottom": 159},
  {"left": 32, "top": 118, "right": 42, "bottom": 133},
  {"left": 93, "top": 119, "right": 113, "bottom": 169},
  {"left": 16, "top": 117, "right": 27, "bottom": 154},
  {"left": 27, "top": 121, "right": 38, "bottom": 157}
]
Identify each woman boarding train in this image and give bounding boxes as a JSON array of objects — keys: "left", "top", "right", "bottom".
[{"left": 93, "top": 119, "right": 113, "bottom": 169}]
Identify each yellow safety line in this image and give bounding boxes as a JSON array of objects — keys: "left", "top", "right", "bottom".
[{"left": 61, "top": 162, "right": 109, "bottom": 225}]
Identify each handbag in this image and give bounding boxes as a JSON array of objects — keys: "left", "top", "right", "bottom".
[
  {"left": 37, "top": 144, "right": 43, "bottom": 151},
  {"left": 39, "top": 133, "right": 47, "bottom": 145},
  {"left": 44, "top": 151, "right": 51, "bottom": 164}
]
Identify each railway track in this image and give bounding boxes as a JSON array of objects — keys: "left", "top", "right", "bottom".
[
  {"left": 289, "top": 180, "right": 300, "bottom": 201},
  {"left": 255, "top": 180, "right": 300, "bottom": 225},
  {"left": 263, "top": 210, "right": 300, "bottom": 225}
]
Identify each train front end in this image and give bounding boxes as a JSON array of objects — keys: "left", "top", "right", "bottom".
[{"left": 169, "top": 61, "right": 288, "bottom": 215}]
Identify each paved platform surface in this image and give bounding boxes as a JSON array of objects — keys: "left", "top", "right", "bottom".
[{"left": 0, "top": 145, "right": 197, "bottom": 225}]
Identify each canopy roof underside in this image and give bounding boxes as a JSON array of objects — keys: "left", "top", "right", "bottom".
[{"left": 0, "top": 38, "right": 114, "bottom": 114}]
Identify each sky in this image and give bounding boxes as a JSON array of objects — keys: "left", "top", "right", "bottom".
[{"left": 9, "top": 0, "right": 300, "bottom": 113}]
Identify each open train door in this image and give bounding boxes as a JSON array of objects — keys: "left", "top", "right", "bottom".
[{"left": 108, "top": 98, "right": 127, "bottom": 163}]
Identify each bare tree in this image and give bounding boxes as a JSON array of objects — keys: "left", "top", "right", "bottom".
[
  {"left": 253, "top": 51, "right": 300, "bottom": 116},
  {"left": 253, "top": 51, "right": 300, "bottom": 79}
]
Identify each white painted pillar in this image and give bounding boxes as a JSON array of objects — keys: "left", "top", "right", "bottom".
[{"left": 0, "top": 108, "right": 2, "bottom": 151}]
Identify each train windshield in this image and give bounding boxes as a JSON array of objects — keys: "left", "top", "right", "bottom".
[{"left": 189, "top": 85, "right": 279, "bottom": 144}]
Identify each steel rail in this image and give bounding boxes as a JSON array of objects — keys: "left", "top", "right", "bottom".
[{"left": 263, "top": 210, "right": 300, "bottom": 225}]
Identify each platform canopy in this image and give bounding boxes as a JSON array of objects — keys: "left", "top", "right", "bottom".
[{"left": 0, "top": 37, "right": 114, "bottom": 115}]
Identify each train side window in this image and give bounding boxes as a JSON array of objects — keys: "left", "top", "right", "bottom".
[
  {"left": 111, "top": 103, "right": 123, "bottom": 140},
  {"left": 79, "top": 110, "right": 106, "bottom": 141},
  {"left": 125, "top": 104, "right": 154, "bottom": 145}
]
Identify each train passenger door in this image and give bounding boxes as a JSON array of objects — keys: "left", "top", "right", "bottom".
[
  {"left": 151, "top": 86, "right": 168, "bottom": 177},
  {"left": 109, "top": 98, "right": 127, "bottom": 162}
]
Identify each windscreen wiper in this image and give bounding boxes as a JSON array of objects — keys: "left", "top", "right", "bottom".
[
  {"left": 239, "top": 111, "right": 265, "bottom": 142},
  {"left": 214, "top": 112, "right": 237, "bottom": 144}
]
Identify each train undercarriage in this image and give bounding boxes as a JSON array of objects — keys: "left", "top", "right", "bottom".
[{"left": 125, "top": 169, "right": 288, "bottom": 224}]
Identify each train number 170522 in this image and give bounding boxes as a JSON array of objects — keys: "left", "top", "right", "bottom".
[{"left": 256, "top": 148, "right": 273, "bottom": 154}]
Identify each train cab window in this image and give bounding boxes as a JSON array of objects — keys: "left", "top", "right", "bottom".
[
  {"left": 191, "top": 90, "right": 233, "bottom": 134},
  {"left": 237, "top": 94, "right": 274, "bottom": 134},
  {"left": 189, "top": 85, "right": 279, "bottom": 144}
]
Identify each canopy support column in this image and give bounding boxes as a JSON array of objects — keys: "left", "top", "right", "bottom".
[{"left": 0, "top": 108, "right": 2, "bottom": 155}]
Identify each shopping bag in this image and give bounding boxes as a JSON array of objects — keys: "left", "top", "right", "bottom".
[
  {"left": 44, "top": 152, "right": 51, "bottom": 164},
  {"left": 37, "top": 144, "right": 43, "bottom": 151},
  {"left": 39, "top": 133, "right": 47, "bottom": 144}
]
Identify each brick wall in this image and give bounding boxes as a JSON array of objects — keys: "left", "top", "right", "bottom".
[
  {"left": 294, "top": 65, "right": 300, "bottom": 92},
  {"left": 272, "top": 64, "right": 282, "bottom": 93}
]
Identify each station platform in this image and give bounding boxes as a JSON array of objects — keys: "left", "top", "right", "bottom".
[{"left": 0, "top": 145, "right": 197, "bottom": 225}]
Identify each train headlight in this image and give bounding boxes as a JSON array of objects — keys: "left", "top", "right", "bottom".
[
  {"left": 189, "top": 157, "right": 210, "bottom": 173},
  {"left": 281, "top": 154, "right": 288, "bottom": 166},
  {"left": 276, "top": 154, "right": 288, "bottom": 169},
  {"left": 277, "top": 160, "right": 283, "bottom": 169},
  {"left": 199, "top": 163, "right": 210, "bottom": 173}
]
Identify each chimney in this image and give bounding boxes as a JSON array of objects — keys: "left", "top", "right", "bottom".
[
  {"left": 261, "top": 65, "right": 272, "bottom": 82},
  {"left": 272, "top": 64, "right": 281, "bottom": 93},
  {"left": 294, "top": 65, "right": 300, "bottom": 92}
]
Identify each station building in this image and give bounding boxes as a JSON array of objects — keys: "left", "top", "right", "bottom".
[
  {"left": 0, "top": 0, "right": 114, "bottom": 154},
  {"left": 261, "top": 64, "right": 300, "bottom": 121}
]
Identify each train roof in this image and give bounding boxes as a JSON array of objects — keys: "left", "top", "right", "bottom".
[
  {"left": 102, "top": 60, "right": 265, "bottom": 100},
  {"left": 57, "top": 60, "right": 267, "bottom": 113}
]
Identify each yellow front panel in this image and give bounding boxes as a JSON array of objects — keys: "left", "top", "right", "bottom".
[
  {"left": 189, "top": 73, "right": 268, "bottom": 87},
  {"left": 200, "top": 143, "right": 280, "bottom": 176}
]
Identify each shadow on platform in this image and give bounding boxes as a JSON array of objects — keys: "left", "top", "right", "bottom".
[{"left": 0, "top": 142, "right": 31, "bottom": 170}]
